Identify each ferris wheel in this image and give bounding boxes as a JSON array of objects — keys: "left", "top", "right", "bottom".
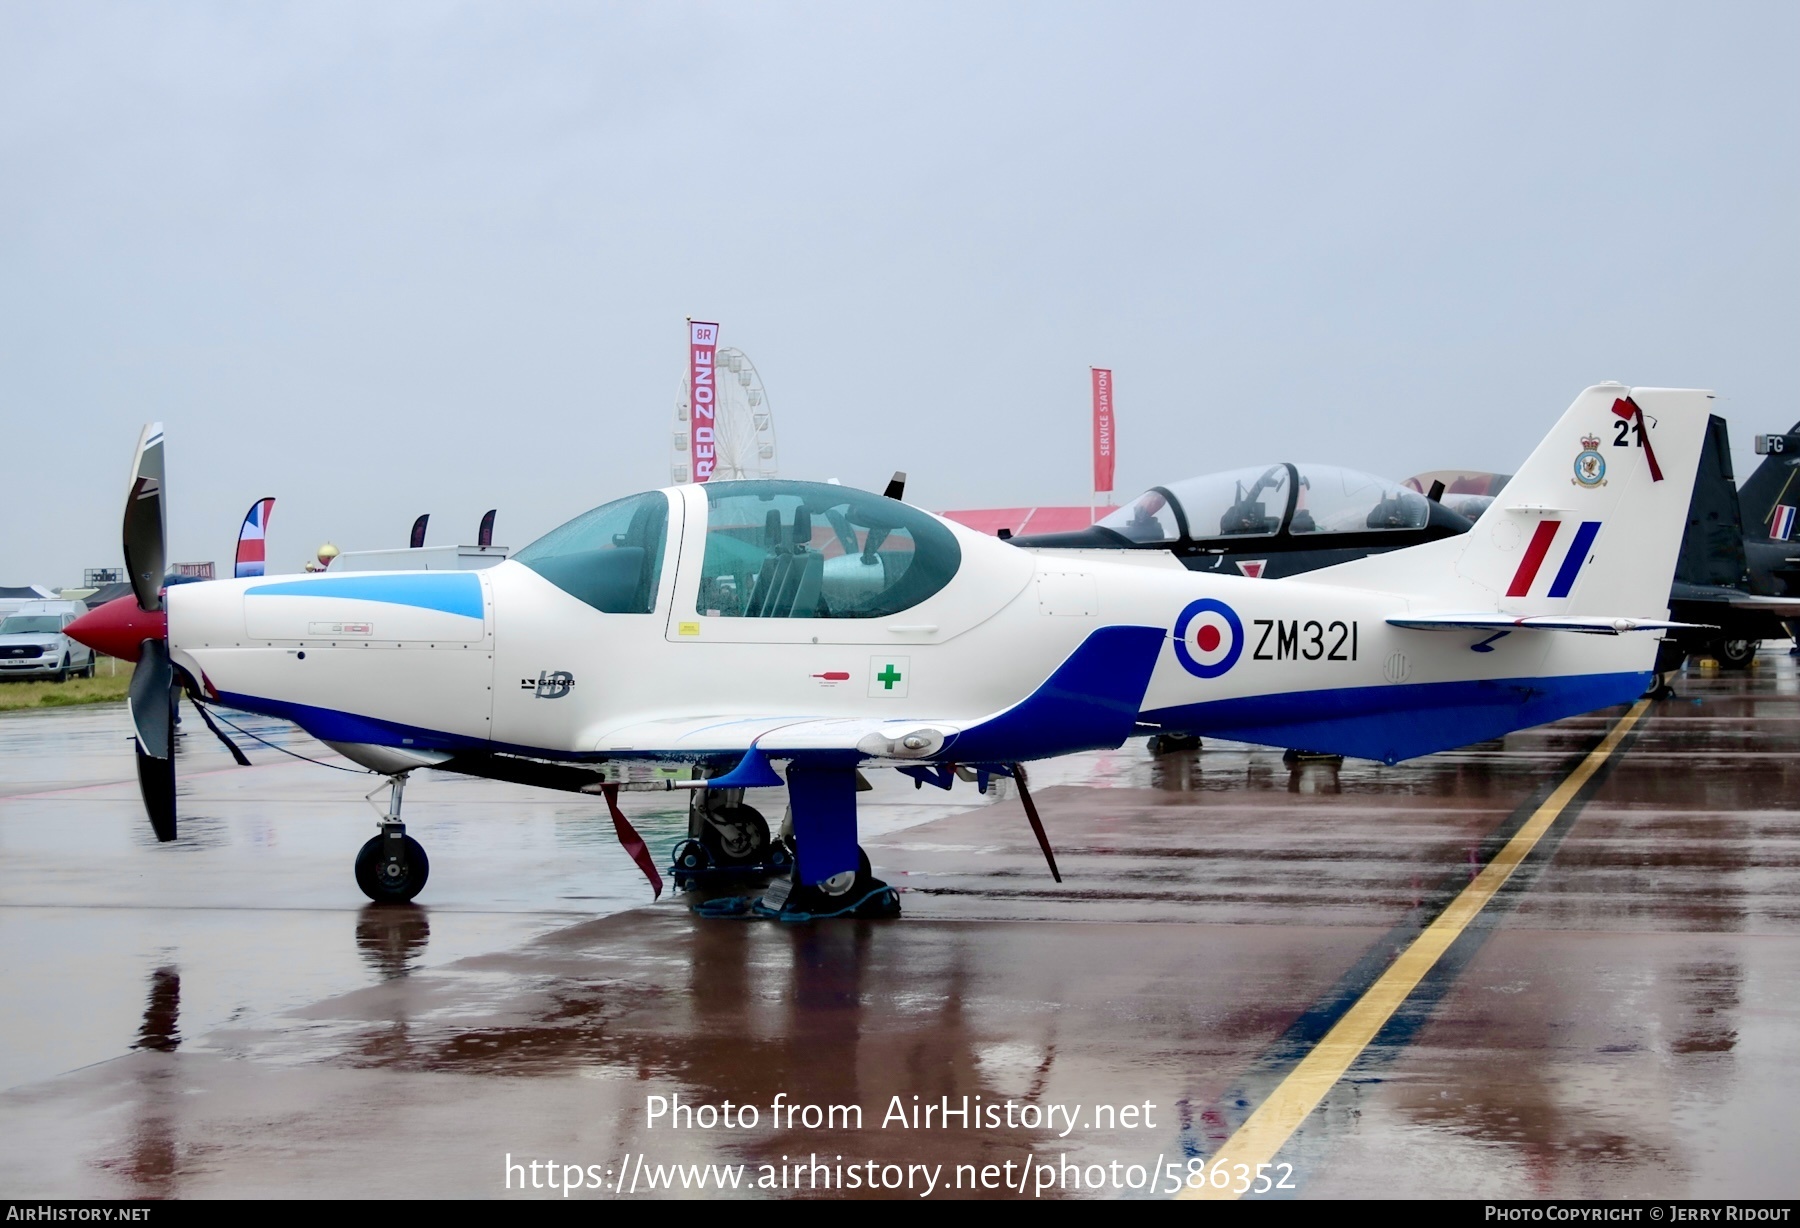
[{"left": 671, "top": 347, "right": 778, "bottom": 484}]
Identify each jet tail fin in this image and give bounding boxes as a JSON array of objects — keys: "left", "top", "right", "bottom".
[
  {"left": 1311, "top": 384, "right": 1715, "bottom": 619},
  {"left": 1674, "top": 415, "right": 1749, "bottom": 588},
  {"left": 1737, "top": 419, "right": 1800, "bottom": 542}
]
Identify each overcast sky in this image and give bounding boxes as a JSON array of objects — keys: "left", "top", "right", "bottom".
[{"left": 3, "top": 1, "right": 1795, "bottom": 581}]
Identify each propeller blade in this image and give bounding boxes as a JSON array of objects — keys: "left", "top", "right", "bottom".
[
  {"left": 883, "top": 471, "right": 906, "bottom": 501},
  {"left": 129, "top": 638, "right": 177, "bottom": 842},
  {"left": 123, "top": 424, "right": 167, "bottom": 613}
]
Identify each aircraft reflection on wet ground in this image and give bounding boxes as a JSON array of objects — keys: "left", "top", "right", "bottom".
[{"left": 0, "top": 654, "right": 1796, "bottom": 1198}]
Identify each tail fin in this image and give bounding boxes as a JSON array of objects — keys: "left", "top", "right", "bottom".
[
  {"left": 1312, "top": 384, "right": 1714, "bottom": 617},
  {"left": 1674, "top": 415, "right": 1749, "bottom": 588},
  {"left": 1737, "top": 419, "right": 1800, "bottom": 541}
]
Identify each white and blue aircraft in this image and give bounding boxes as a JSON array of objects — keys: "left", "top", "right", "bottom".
[{"left": 69, "top": 384, "right": 1712, "bottom": 916}]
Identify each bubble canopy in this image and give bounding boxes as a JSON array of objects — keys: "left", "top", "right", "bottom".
[{"left": 1098, "top": 463, "right": 1435, "bottom": 544}]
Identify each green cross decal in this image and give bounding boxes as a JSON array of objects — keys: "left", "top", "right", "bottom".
[{"left": 877, "top": 663, "right": 903, "bottom": 690}]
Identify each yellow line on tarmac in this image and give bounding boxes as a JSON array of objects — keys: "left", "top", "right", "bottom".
[{"left": 1180, "top": 699, "right": 1651, "bottom": 1201}]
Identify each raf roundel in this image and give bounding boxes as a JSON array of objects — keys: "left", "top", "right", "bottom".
[{"left": 1173, "top": 598, "right": 1244, "bottom": 679}]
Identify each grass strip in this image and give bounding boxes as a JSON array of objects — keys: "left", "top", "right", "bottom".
[{"left": 0, "top": 662, "right": 133, "bottom": 711}]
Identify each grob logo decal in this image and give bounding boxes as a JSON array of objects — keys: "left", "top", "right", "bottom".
[
  {"left": 522, "top": 670, "right": 575, "bottom": 699},
  {"left": 1173, "top": 598, "right": 1244, "bottom": 679}
]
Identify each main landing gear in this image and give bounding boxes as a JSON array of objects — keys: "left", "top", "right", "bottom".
[
  {"left": 759, "top": 812, "right": 895, "bottom": 920},
  {"left": 673, "top": 769, "right": 899, "bottom": 921},
  {"left": 355, "top": 773, "right": 430, "bottom": 904}
]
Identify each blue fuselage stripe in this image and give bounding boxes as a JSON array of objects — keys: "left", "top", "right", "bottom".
[
  {"left": 244, "top": 573, "right": 484, "bottom": 619},
  {"left": 1141, "top": 669, "right": 1649, "bottom": 765}
]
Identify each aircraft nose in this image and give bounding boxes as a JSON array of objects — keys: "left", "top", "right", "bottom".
[{"left": 65, "top": 596, "right": 167, "bottom": 662}]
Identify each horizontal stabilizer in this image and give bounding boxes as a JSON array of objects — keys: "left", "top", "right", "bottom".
[
  {"left": 1725, "top": 594, "right": 1800, "bottom": 617},
  {"left": 1388, "top": 613, "right": 1710, "bottom": 636}
]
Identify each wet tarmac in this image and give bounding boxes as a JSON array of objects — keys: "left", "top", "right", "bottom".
[{"left": 0, "top": 654, "right": 1796, "bottom": 1198}]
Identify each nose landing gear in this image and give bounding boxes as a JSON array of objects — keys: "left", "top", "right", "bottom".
[{"left": 355, "top": 773, "right": 430, "bottom": 904}]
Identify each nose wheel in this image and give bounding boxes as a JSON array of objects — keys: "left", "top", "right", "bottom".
[
  {"left": 356, "top": 831, "right": 430, "bottom": 903},
  {"left": 355, "top": 772, "right": 430, "bottom": 904}
]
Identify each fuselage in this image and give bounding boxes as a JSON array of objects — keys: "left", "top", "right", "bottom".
[{"left": 165, "top": 479, "right": 1660, "bottom": 770}]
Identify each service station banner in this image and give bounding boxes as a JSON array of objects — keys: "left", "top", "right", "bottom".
[
  {"left": 1091, "top": 367, "right": 1115, "bottom": 495},
  {"left": 689, "top": 321, "right": 720, "bottom": 483}
]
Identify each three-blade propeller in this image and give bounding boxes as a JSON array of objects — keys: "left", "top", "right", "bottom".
[
  {"left": 121, "top": 423, "right": 179, "bottom": 841},
  {"left": 67, "top": 423, "right": 180, "bottom": 842}
]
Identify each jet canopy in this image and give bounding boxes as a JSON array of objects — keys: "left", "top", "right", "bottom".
[{"left": 1098, "top": 463, "right": 1444, "bottom": 545}]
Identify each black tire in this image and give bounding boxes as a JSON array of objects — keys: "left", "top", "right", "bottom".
[
  {"left": 1654, "top": 638, "right": 1691, "bottom": 675},
  {"left": 355, "top": 833, "right": 430, "bottom": 903},
  {"left": 778, "top": 845, "right": 897, "bottom": 918},
  {"left": 673, "top": 839, "right": 709, "bottom": 874},
  {"left": 811, "top": 846, "right": 874, "bottom": 894},
  {"left": 699, "top": 804, "right": 770, "bottom": 866},
  {"left": 53, "top": 654, "right": 69, "bottom": 683},
  {"left": 1715, "top": 638, "right": 1757, "bottom": 670},
  {"left": 82, "top": 659, "right": 95, "bottom": 679}
]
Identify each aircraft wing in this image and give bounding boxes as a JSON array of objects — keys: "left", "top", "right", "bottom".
[
  {"left": 593, "top": 715, "right": 967, "bottom": 761},
  {"left": 1387, "top": 614, "right": 1709, "bottom": 635},
  {"left": 592, "top": 624, "right": 1169, "bottom": 769}
]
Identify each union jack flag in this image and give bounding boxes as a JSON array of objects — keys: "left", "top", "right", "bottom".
[{"left": 235, "top": 497, "right": 276, "bottom": 578}]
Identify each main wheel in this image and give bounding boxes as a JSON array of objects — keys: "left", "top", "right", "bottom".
[
  {"left": 1714, "top": 638, "right": 1757, "bottom": 670},
  {"left": 355, "top": 833, "right": 430, "bottom": 903},
  {"left": 814, "top": 846, "right": 875, "bottom": 897},
  {"left": 699, "top": 804, "right": 770, "bottom": 866},
  {"left": 775, "top": 844, "right": 897, "bottom": 918}
]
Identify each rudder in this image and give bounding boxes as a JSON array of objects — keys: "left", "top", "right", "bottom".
[{"left": 1311, "top": 383, "right": 1715, "bottom": 620}]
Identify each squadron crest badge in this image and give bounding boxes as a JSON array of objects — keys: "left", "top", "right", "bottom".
[{"left": 1573, "top": 434, "right": 1607, "bottom": 487}]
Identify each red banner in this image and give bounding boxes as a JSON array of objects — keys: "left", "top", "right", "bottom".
[
  {"left": 689, "top": 321, "right": 720, "bottom": 482},
  {"left": 1091, "top": 367, "right": 1115, "bottom": 494}
]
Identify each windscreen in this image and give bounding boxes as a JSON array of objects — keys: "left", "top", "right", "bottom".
[
  {"left": 1097, "top": 490, "right": 1181, "bottom": 543},
  {"left": 514, "top": 491, "right": 669, "bottom": 614}
]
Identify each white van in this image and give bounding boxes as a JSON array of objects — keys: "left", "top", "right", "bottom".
[{"left": 0, "top": 600, "right": 95, "bottom": 681}]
